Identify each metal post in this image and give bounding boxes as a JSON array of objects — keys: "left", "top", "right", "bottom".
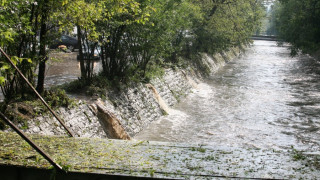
[
  {"left": 0, "top": 112, "right": 65, "bottom": 172},
  {"left": 0, "top": 48, "right": 74, "bottom": 137}
]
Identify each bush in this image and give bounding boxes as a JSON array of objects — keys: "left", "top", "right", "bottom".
[
  {"left": 0, "top": 87, "right": 76, "bottom": 130},
  {"left": 43, "top": 88, "right": 75, "bottom": 108}
]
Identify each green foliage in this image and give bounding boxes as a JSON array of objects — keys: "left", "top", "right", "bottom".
[
  {"left": 0, "top": 0, "right": 264, "bottom": 103},
  {"left": 0, "top": 56, "right": 34, "bottom": 101},
  {"left": 0, "top": 87, "right": 75, "bottom": 130},
  {"left": 192, "top": 0, "right": 264, "bottom": 54},
  {"left": 63, "top": 75, "right": 111, "bottom": 97},
  {"left": 290, "top": 146, "right": 306, "bottom": 161},
  {"left": 96, "top": 0, "right": 155, "bottom": 81},
  {"left": 62, "top": 79, "right": 87, "bottom": 93},
  {"left": 274, "top": 0, "right": 320, "bottom": 55},
  {"left": 191, "top": 146, "right": 206, "bottom": 153},
  {"left": 43, "top": 88, "right": 75, "bottom": 108},
  {"left": 97, "top": 0, "right": 200, "bottom": 81}
]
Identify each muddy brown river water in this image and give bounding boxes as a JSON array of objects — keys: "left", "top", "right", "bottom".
[
  {"left": 44, "top": 52, "right": 101, "bottom": 87},
  {"left": 135, "top": 41, "right": 320, "bottom": 152}
]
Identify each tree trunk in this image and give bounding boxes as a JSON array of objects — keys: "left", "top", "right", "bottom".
[
  {"left": 77, "top": 25, "right": 86, "bottom": 81},
  {"left": 36, "top": 0, "right": 49, "bottom": 94}
]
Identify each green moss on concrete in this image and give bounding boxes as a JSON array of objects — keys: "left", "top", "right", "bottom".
[{"left": 0, "top": 131, "right": 319, "bottom": 179}]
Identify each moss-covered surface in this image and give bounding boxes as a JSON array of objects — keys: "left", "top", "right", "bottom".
[{"left": 0, "top": 131, "right": 319, "bottom": 179}]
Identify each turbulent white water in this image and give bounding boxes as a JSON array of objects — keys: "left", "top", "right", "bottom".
[{"left": 135, "top": 41, "right": 320, "bottom": 152}]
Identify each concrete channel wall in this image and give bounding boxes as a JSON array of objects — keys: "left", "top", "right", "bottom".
[{"left": 9, "top": 46, "right": 244, "bottom": 139}]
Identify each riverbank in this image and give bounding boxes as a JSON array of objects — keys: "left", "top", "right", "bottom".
[{"left": 2, "top": 46, "right": 245, "bottom": 139}]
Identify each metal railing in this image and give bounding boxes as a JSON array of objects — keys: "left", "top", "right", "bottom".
[{"left": 0, "top": 47, "right": 75, "bottom": 172}]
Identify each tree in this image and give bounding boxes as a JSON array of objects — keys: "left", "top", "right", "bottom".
[
  {"left": 192, "top": 0, "right": 264, "bottom": 54},
  {"left": 95, "top": 0, "right": 203, "bottom": 82},
  {"left": 274, "top": 0, "right": 320, "bottom": 55},
  {"left": 0, "top": 0, "right": 36, "bottom": 100},
  {"left": 35, "top": 0, "right": 79, "bottom": 93},
  {"left": 0, "top": 0, "right": 265, "bottom": 102},
  {"left": 64, "top": 0, "right": 102, "bottom": 82},
  {"left": 96, "top": 0, "right": 152, "bottom": 81},
  {"left": 0, "top": 0, "right": 82, "bottom": 98}
]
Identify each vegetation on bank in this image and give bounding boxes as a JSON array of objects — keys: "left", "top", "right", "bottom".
[
  {"left": 0, "top": 0, "right": 264, "bottom": 127},
  {"left": 270, "top": 0, "right": 320, "bottom": 56},
  {"left": 0, "top": 0, "right": 264, "bottom": 101},
  {"left": 0, "top": 88, "right": 76, "bottom": 129}
]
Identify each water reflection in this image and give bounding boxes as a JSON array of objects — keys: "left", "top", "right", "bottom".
[
  {"left": 136, "top": 41, "right": 320, "bottom": 152},
  {"left": 0, "top": 52, "right": 99, "bottom": 101}
]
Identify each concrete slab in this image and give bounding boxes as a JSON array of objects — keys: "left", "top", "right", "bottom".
[{"left": 0, "top": 131, "right": 319, "bottom": 179}]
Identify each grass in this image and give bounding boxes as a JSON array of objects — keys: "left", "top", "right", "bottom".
[
  {"left": 0, "top": 88, "right": 76, "bottom": 130},
  {"left": 191, "top": 147, "right": 206, "bottom": 153},
  {"left": 291, "top": 146, "right": 306, "bottom": 161}
]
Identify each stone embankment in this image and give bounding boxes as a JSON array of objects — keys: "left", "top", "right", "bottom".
[{"left": 12, "top": 46, "right": 245, "bottom": 139}]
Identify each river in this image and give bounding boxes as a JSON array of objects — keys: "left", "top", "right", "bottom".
[
  {"left": 44, "top": 52, "right": 101, "bottom": 88},
  {"left": 135, "top": 40, "right": 320, "bottom": 152}
]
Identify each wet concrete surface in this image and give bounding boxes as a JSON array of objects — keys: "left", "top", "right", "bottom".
[{"left": 0, "top": 131, "right": 319, "bottom": 179}]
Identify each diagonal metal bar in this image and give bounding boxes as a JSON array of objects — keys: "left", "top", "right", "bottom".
[
  {"left": 0, "top": 111, "right": 65, "bottom": 172},
  {"left": 0, "top": 47, "right": 74, "bottom": 137}
]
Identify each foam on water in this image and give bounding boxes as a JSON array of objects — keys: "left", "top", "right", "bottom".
[{"left": 135, "top": 41, "right": 320, "bottom": 152}]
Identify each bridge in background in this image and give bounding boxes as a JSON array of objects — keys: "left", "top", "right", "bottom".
[{"left": 251, "top": 35, "right": 279, "bottom": 41}]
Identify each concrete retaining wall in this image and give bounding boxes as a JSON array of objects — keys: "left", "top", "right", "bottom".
[
  {"left": 19, "top": 102, "right": 107, "bottom": 138},
  {"left": 13, "top": 47, "right": 244, "bottom": 138}
]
